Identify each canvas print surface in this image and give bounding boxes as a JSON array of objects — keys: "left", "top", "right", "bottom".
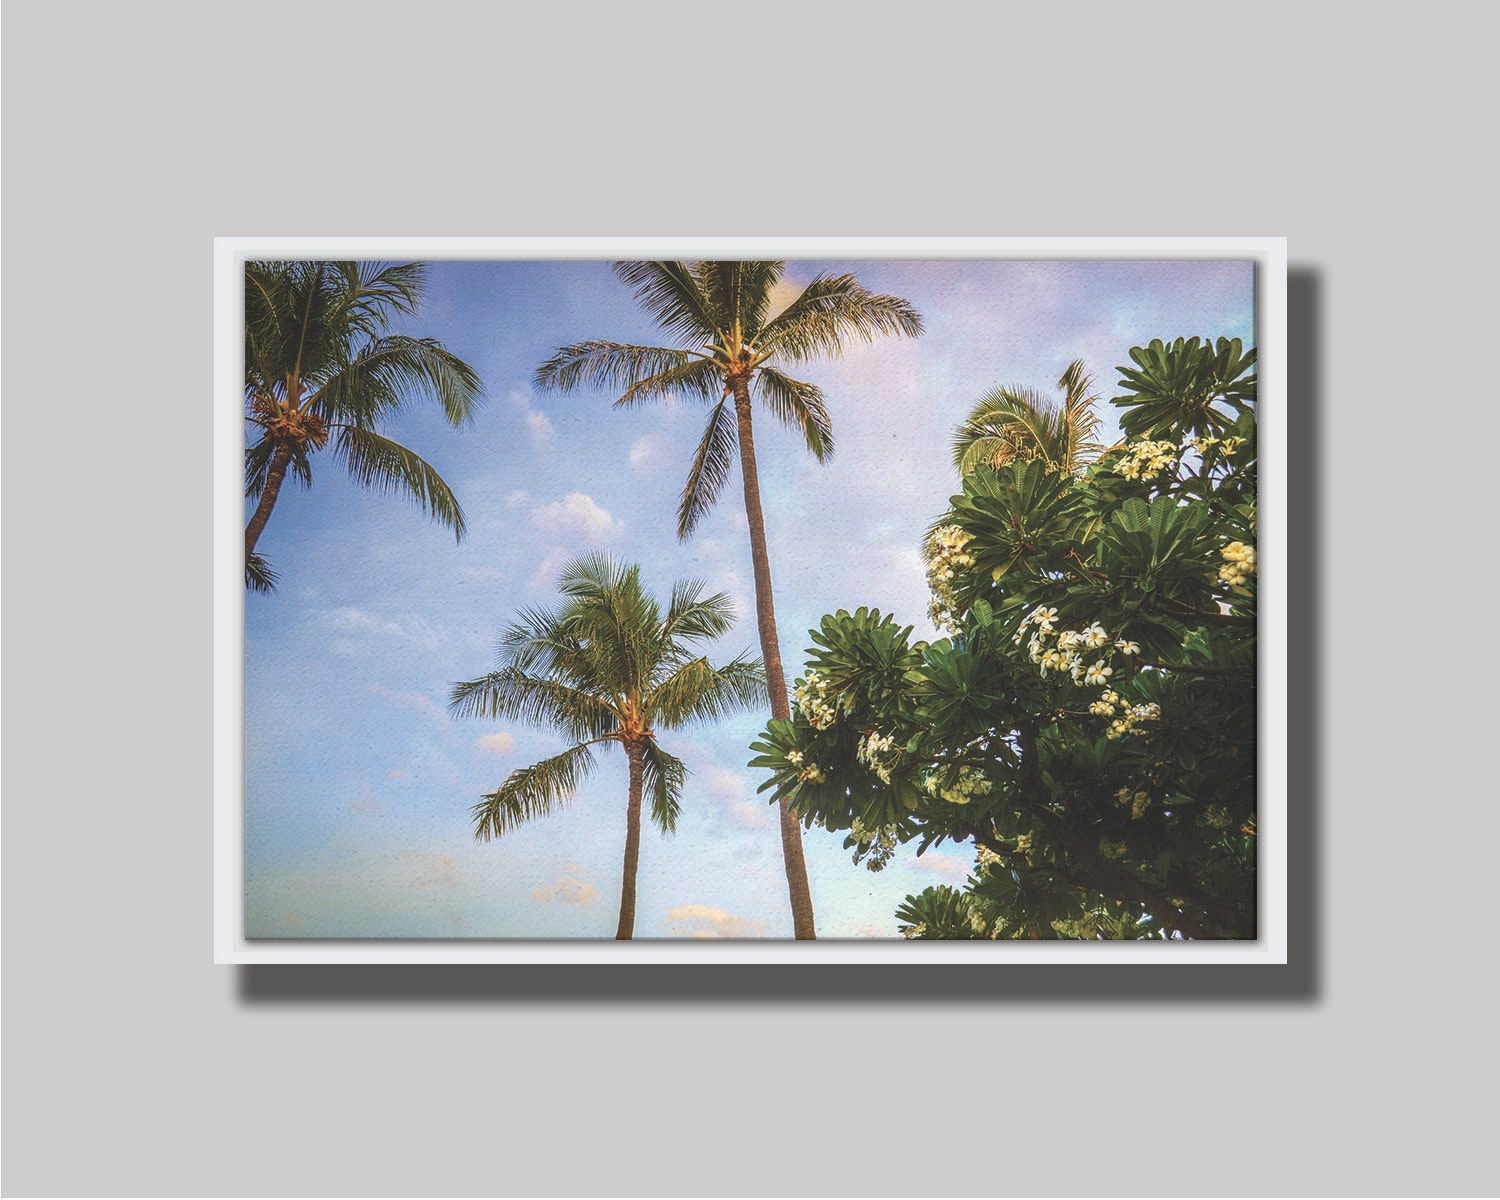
[{"left": 239, "top": 253, "right": 1262, "bottom": 942}]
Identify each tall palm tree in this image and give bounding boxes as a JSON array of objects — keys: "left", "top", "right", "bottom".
[
  {"left": 534, "top": 261, "right": 923, "bottom": 938},
  {"left": 243, "top": 260, "right": 483, "bottom": 590},
  {"left": 450, "top": 554, "right": 766, "bottom": 939},
  {"left": 951, "top": 359, "right": 1105, "bottom": 478}
]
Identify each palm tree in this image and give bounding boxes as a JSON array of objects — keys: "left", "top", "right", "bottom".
[
  {"left": 534, "top": 262, "right": 923, "bottom": 938},
  {"left": 951, "top": 359, "right": 1105, "bottom": 478},
  {"left": 243, "top": 260, "right": 483, "bottom": 590},
  {"left": 450, "top": 554, "right": 766, "bottom": 939}
]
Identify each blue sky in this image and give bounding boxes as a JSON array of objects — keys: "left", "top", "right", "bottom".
[{"left": 243, "top": 257, "right": 1255, "bottom": 939}]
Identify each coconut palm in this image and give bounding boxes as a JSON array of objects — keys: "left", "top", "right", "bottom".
[
  {"left": 534, "top": 261, "right": 923, "bottom": 938},
  {"left": 450, "top": 554, "right": 765, "bottom": 939},
  {"left": 243, "top": 260, "right": 483, "bottom": 590},
  {"left": 951, "top": 359, "right": 1105, "bottom": 478}
]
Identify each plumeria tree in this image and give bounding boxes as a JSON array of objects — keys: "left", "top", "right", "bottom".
[{"left": 750, "top": 337, "right": 1259, "bottom": 939}]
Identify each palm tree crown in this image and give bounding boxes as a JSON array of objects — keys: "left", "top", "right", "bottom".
[
  {"left": 533, "top": 261, "right": 923, "bottom": 939},
  {"left": 536, "top": 261, "right": 923, "bottom": 537},
  {"left": 243, "top": 260, "right": 483, "bottom": 590},
  {"left": 951, "top": 359, "right": 1105, "bottom": 478},
  {"left": 450, "top": 554, "right": 765, "bottom": 939}
]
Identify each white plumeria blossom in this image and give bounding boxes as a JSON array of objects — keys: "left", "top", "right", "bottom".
[
  {"left": 1218, "top": 540, "right": 1257, "bottom": 588},
  {"left": 925, "top": 764, "right": 992, "bottom": 806},
  {"left": 855, "top": 730, "right": 898, "bottom": 783},
  {"left": 926, "top": 524, "right": 977, "bottom": 633},
  {"left": 1113, "top": 438, "right": 1181, "bottom": 482},
  {"left": 794, "top": 669, "right": 840, "bottom": 729}
]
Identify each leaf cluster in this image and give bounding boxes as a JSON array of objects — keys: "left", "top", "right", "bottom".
[{"left": 755, "top": 338, "right": 1261, "bottom": 939}]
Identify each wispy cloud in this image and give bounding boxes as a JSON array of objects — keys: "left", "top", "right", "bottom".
[
  {"left": 526, "top": 410, "right": 555, "bottom": 441},
  {"left": 400, "top": 851, "right": 460, "bottom": 889},
  {"left": 664, "top": 903, "right": 767, "bottom": 939},
  {"left": 533, "top": 870, "right": 599, "bottom": 907},
  {"left": 369, "top": 682, "right": 446, "bottom": 721},
  {"left": 694, "top": 764, "right": 770, "bottom": 830},
  {"left": 629, "top": 434, "right": 661, "bottom": 468},
  {"left": 320, "top": 606, "right": 446, "bottom": 652},
  {"left": 908, "top": 849, "right": 974, "bottom": 882},
  {"left": 508, "top": 386, "right": 555, "bottom": 445}
]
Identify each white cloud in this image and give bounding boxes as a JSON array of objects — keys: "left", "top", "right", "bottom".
[
  {"left": 475, "top": 731, "right": 515, "bottom": 756},
  {"left": 526, "top": 410, "right": 555, "bottom": 441},
  {"left": 532, "top": 491, "right": 623, "bottom": 541},
  {"left": 505, "top": 489, "right": 531, "bottom": 508},
  {"left": 664, "top": 903, "right": 767, "bottom": 939},
  {"left": 527, "top": 492, "right": 625, "bottom": 587},
  {"left": 533, "top": 873, "right": 599, "bottom": 906}
]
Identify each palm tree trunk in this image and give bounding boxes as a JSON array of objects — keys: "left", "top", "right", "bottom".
[
  {"left": 730, "top": 381, "right": 817, "bottom": 939},
  {"left": 245, "top": 444, "right": 294, "bottom": 557},
  {"left": 616, "top": 742, "right": 644, "bottom": 939}
]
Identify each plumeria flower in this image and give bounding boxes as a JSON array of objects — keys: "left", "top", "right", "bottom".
[
  {"left": 1115, "top": 639, "right": 1140, "bottom": 656},
  {"left": 1084, "top": 661, "right": 1113, "bottom": 686}
]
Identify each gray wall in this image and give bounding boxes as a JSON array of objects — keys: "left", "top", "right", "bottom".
[{"left": 4, "top": 2, "right": 1493, "bottom": 1195}]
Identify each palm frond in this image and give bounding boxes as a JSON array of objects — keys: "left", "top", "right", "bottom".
[
  {"left": 646, "top": 656, "right": 767, "bottom": 730},
  {"left": 497, "top": 602, "right": 599, "bottom": 682},
  {"left": 616, "top": 355, "right": 723, "bottom": 408},
  {"left": 330, "top": 426, "right": 467, "bottom": 540},
  {"left": 313, "top": 335, "right": 482, "bottom": 427},
  {"left": 659, "top": 577, "right": 738, "bottom": 647},
  {"left": 555, "top": 554, "right": 662, "bottom": 693},
  {"left": 697, "top": 260, "right": 784, "bottom": 342},
  {"left": 246, "top": 551, "right": 277, "bottom": 593},
  {"left": 244, "top": 438, "right": 312, "bottom": 498},
  {"left": 346, "top": 261, "right": 425, "bottom": 329},
  {"left": 676, "top": 398, "right": 737, "bottom": 540},
  {"left": 1057, "top": 359, "right": 1105, "bottom": 464},
  {"left": 639, "top": 740, "right": 686, "bottom": 836},
  {"left": 533, "top": 340, "right": 707, "bottom": 398},
  {"left": 449, "top": 667, "right": 618, "bottom": 741},
  {"left": 952, "top": 385, "right": 1057, "bottom": 475},
  {"left": 754, "top": 367, "right": 833, "bottom": 461},
  {"left": 755, "top": 273, "right": 923, "bottom": 363},
  {"left": 471, "top": 740, "right": 608, "bottom": 841},
  {"left": 952, "top": 362, "right": 1104, "bottom": 476},
  {"left": 612, "top": 261, "right": 722, "bottom": 346}
]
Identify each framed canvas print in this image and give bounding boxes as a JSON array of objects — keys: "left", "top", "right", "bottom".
[{"left": 214, "top": 237, "right": 1286, "bottom": 964}]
